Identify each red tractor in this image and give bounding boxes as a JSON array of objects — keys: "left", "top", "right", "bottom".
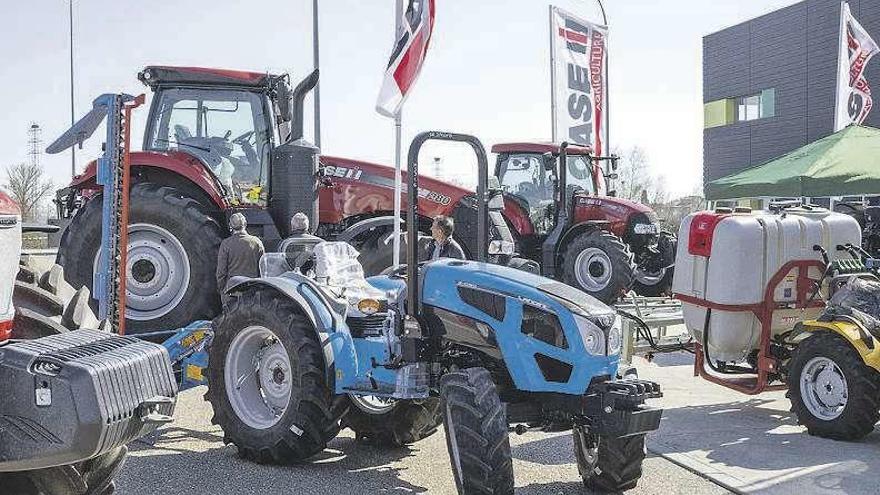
[{"left": 56, "top": 66, "right": 674, "bottom": 333}]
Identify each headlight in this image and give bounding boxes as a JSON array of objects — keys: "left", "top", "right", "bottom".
[
  {"left": 608, "top": 316, "right": 622, "bottom": 355},
  {"left": 357, "top": 298, "right": 381, "bottom": 315},
  {"left": 574, "top": 314, "right": 606, "bottom": 355},
  {"left": 633, "top": 223, "right": 659, "bottom": 235},
  {"left": 488, "top": 240, "right": 515, "bottom": 255}
]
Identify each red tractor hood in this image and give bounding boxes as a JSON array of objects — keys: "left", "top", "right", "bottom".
[
  {"left": 575, "top": 195, "right": 654, "bottom": 215},
  {"left": 319, "top": 156, "right": 473, "bottom": 223},
  {"left": 0, "top": 191, "right": 20, "bottom": 215}
]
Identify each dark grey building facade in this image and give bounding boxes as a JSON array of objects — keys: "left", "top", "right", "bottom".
[{"left": 703, "top": 0, "right": 880, "bottom": 187}]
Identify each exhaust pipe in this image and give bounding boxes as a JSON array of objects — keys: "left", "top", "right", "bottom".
[{"left": 290, "top": 69, "right": 320, "bottom": 142}]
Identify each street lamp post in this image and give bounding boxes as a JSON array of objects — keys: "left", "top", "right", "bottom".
[{"left": 69, "top": 0, "right": 76, "bottom": 178}]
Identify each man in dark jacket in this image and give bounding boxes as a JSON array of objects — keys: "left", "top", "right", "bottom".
[
  {"left": 423, "top": 215, "right": 465, "bottom": 261},
  {"left": 216, "top": 213, "right": 265, "bottom": 303}
]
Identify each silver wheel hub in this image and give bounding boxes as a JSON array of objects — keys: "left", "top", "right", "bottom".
[
  {"left": 574, "top": 247, "right": 613, "bottom": 292},
  {"left": 349, "top": 394, "right": 396, "bottom": 415},
  {"left": 634, "top": 266, "right": 666, "bottom": 286},
  {"left": 94, "top": 223, "right": 190, "bottom": 321},
  {"left": 225, "top": 326, "right": 293, "bottom": 430},
  {"left": 801, "top": 356, "right": 848, "bottom": 421}
]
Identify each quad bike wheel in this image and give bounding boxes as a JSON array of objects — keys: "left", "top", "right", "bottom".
[
  {"left": 787, "top": 331, "right": 880, "bottom": 441},
  {"left": 440, "top": 367, "right": 514, "bottom": 495},
  {"left": 573, "top": 427, "right": 647, "bottom": 492},
  {"left": 58, "top": 182, "right": 223, "bottom": 333},
  {"left": 632, "top": 231, "right": 676, "bottom": 297},
  {"left": 562, "top": 230, "right": 634, "bottom": 304},
  {"left": 206, "top": 288, "right": 341, "bottom": 463},
  {"left": 342, "top": 395, "right": 441, "bottom": 446},
  {"left": 3, "top": 262, "right": 125, "bottom": 495}
]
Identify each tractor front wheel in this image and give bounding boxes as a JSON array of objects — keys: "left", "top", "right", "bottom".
[
  {"left": 440, "top": 367, "right": 514, "bottom": 495},
  {"left": 562, "top": 231, "right": 634, "bottom": 304},
  {"left": 787, "top": 332, "right": 880, "bottom": 441},
  {"left": 573, "top": 427, "right": 647, "bottom": 492},
  {"left": 206, "top": 288, "right": 341, "bottom": 463},
  {"left": 342, "top": 395, "right": 441, "bottom": 446}
]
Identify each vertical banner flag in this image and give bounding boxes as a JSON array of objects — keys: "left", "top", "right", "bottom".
[
  {"left": 835, "top": 2, "right": 879, "bottom": 131},
  {"left": 550, "top": 6, "right": 608, "bottom": 192},
  {"left": 376, "top": 0, "right": 436, "bottom": 118}
]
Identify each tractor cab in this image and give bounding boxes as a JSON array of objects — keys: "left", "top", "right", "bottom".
[
  {"left": 138, "top": 66, "right": 294, "bottom": 207},
  {"left": 493, "top": 143, "right": 598, "bottom": 236}
]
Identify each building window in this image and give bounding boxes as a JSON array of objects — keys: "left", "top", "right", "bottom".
[
  {"left": 736, "top": 88, "right": 775, "bottom": 122},
  {"left": 705, "top": 88, "right": 775, "bottom": 128}
]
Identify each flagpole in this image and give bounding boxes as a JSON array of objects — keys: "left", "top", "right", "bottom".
[
  {"left": 392, "top": 0, "right": 404, "bottom": 268},
  {"left": 834, "top": 1, "right": 847, "bottom": 131},
  {"left": 596, "top": 0, "right": 609, "bottom": 157}
]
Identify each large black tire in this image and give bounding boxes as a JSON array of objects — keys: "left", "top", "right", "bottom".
[
  {"left": 205, "top": 288, "right": 340, "bottom": 463},
  {"left": 440, "top": 368, "right": 513, "bottom": 495},
  {"left": 57, "top": 182, "right": 223, "bottom": 333},
  {"left": 573, "top": 427, "right": 647, "bottom": 492},
  {"left": 3, "top": 264, "right": 124, "bottom": 495},
  {"left": 342, "top": 396, "right": 441, "bottom": 446},
  {"left": 632, "top": 232, "right": 676, "bottom": 297},
  {"left": 787, "top": 331, "right": 880, "bottom": 441},
  {"left": 355, "top": 230, "right": 398, "bottom": 276},
  {"left": 561, "top": 230, "right": 634, "bottom": 304}
]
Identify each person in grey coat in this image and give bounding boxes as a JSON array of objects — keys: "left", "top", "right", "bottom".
[{"left": 216, "top": 213, "right": 265, "bottom": 303}]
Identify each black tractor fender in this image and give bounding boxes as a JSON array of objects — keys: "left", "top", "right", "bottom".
[
  {"left": 337, "top": 215, "right": 403, "bottom": 243},
  {"left": 225, "top": 275, "right": 359, "bottom": 392},
  {"left": 556, "top": 220, "right": 613, "bottom": 257}
]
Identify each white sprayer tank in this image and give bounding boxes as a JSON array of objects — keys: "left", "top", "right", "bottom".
[{"left": 672, "top": 207, "right": 861, "bottom": 362}]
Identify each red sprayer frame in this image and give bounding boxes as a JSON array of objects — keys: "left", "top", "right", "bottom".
[{"left": 674, "top": 259, "right": 825, "bottom": 395}]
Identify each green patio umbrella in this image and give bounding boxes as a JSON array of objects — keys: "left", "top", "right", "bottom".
[{"left": 706, "top": 125, "right": 880, "bottom": 200}]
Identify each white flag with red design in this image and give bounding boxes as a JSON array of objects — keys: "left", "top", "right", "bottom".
[
  {"left": 376, "top": 0, "right": 436, "bottom": 118},
  {"left": 835, "top": 2, "right": 879, "bottom": 131}
]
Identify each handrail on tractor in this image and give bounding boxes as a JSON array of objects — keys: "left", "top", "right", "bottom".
[{"left": 405, "top": 131, "right": 490, "bottom": 317}]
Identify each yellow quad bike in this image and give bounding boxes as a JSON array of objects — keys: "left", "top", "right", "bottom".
[{"left": 786, "top": 246, "right": 880, "bottom": 440}]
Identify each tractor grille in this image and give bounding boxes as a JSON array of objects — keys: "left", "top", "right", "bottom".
[{"left": 346, "top": 315, "right": 387, "bottom": 337}]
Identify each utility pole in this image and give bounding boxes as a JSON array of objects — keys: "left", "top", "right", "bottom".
[
  {"left": 312, "top": 0, "right": 321, "bottom": 147},
  {"left": 69, "top": 0, "right": 76, "bottom": 178}
]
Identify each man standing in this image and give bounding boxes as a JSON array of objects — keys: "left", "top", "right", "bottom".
[
  {"left": 423, "top": 215, "right": 465, "bottom": 261},
  {"left": 216, "top": 213, "right": 264, "bottom": 303}
]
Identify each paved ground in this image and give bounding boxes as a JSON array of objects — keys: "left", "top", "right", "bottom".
[{"left": 116, "top": 387, "right": 729, "bottom": 494}]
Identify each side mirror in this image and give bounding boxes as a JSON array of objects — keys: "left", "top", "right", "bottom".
[
  {"left": 610, "top": 155, "right": 620, "bottom": 172},
  {"left": 543, "top": 152, "right": 556, "bottom": 171}
]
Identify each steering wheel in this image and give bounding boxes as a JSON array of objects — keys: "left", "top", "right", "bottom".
[{"left": 232, "top": 130, "right": 255, "bottom": 145}]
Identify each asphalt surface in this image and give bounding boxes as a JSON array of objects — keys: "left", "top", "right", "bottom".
[{"left": 116, "top": 388, "right": 730, "bottom": 495}]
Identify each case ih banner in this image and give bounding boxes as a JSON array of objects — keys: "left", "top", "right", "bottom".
[
  {"left": 835, "top": 1, "right": 879, "bottom": 131},
  {"left": 550, "top": 6, "right": 608, "bottom": 157}
]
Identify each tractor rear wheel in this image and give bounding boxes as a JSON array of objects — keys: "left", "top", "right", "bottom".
[
  {"left": 562, "top": 231, "right": 634, "bottom": 304},
  {"left": 206, "top": 288, "right": 341, "bottom": 463},
  {"left": 57, "top": 182, "right": 223, "bottom": 333},
  {"left": 5, "top": 263, "right": 125, "bottom": 495},
  {"left": 573, "top": 427, "right": 647, "bottom": 492},
  {"left": 787, "top": 331, "right": 880, "bottom": 441},
  {"left": 440, "top": 367, "right": 513, "bottom": 495},
  {"left": 342, "top": 395, "right": 441, "bottom": 446}
]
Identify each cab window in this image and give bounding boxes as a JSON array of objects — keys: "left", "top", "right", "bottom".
[
  {"left": 146, "top": 88, "right": 271, "bottom": 206},
  {"left": 566, "top": 155, "right": 596, "bottom": 196},
  {"left": 498, "top": 154, "right": 556, "bottom": 235}
]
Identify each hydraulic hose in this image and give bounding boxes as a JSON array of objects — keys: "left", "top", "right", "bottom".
[{"left": 616, "top": 309, "right": 694, "bottom": 354}]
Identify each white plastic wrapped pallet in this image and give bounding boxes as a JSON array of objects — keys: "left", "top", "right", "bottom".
[{"left": 672, "top": 207, "right": 861, "bottom": 362}]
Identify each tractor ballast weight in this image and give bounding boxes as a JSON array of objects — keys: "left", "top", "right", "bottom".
[{"left": 0, "top": 330, "right": 176, "bottom": 472}]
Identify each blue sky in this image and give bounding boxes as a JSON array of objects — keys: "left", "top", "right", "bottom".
[{"left": 0, "top": 0, "right": 801, "bottom": 197}]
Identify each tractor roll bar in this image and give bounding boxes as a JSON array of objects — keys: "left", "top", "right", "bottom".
[{"left": 405, "top": 131, "right": 490, "bottom": 316}]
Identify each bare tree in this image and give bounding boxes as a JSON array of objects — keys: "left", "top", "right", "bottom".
[
  {"left": 614, "top": 146, "right": 655, "bottom": 203},
  {"left": 4, "top": 162, "right": 53, "bottom": 221}
]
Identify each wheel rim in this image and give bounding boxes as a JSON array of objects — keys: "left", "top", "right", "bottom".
[
  {"left": 443, "top": 400, "right": 463, "bottom": 485},
  {"left": 800, "top": 356, "right": 848, "bottom": 421},
  {"left": 634, "top": 266, "right": 666, "bottom": 286},
  {"left": 349, "top": 394, "right": 397, "bottom": 415},
  {"left": 574, "top": 247, "right": 613, "bottom": 292},
  {"left": 93, "top": 223, "right": 190, "bottom": 321},
  {"left": 224, "top": 325, "right": 293, "bottom": 429},
  {"left": 573, "top": 427, "right": 599, "bottom": 477}
]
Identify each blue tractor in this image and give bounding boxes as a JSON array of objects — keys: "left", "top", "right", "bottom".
[{"left": 204, "top": 132, "right": 663, "bottom": 493}]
